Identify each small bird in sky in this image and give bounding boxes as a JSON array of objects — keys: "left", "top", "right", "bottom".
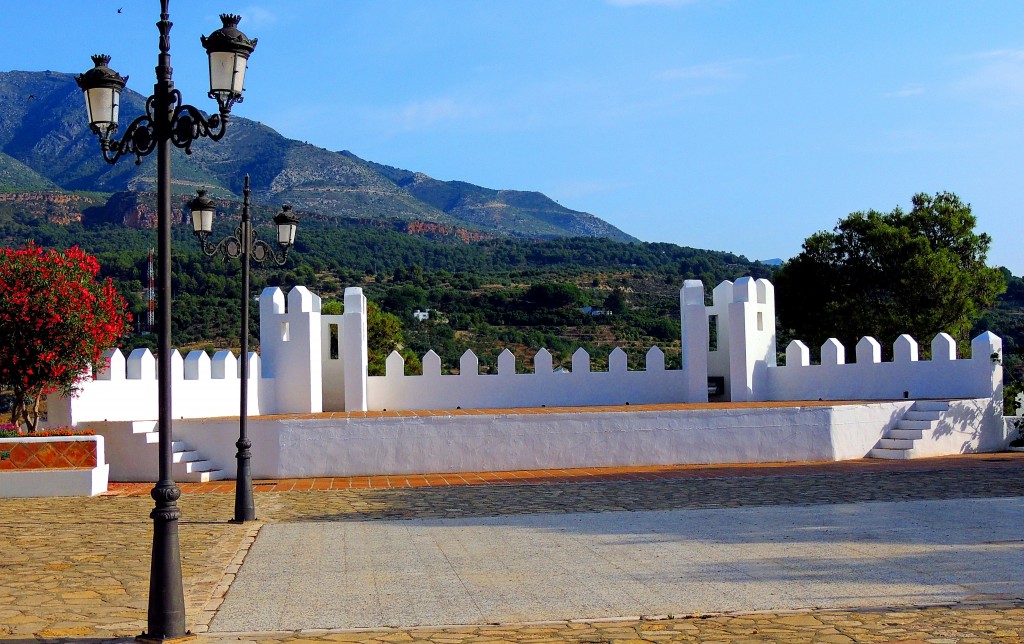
[{"left": 117, "top": 8, "right": 123, "bottom": 13}]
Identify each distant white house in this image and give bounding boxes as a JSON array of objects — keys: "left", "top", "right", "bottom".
[
  {"left": 412, "top": 309, "right": 430, "bottom": 321},
  {"left": 580, "top": 306, "right": 611, "bottom": 316}
]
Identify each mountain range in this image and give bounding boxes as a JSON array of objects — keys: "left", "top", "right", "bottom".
[{"left": 0, "top": 70, "right": 635, "bottom": 242}]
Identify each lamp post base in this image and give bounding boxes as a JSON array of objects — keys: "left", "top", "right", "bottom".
[
  {"left": 137, "top": 633, "right": 198, "bottom": 643},
  {"left": 232, "top": 438, "right": 257, "bottom": 523}
]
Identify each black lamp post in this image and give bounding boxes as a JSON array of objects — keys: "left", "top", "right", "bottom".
[
  {"left": 76, "top": 2, "right": 256, "bottom": 641},
  {"left": 189, "top": 175, "right": 298, "bottom": 523}
]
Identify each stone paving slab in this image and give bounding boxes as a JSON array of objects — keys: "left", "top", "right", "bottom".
[
  {"left": 211, "top": 497, "right": 1024, "bottom": 632},
  {"left": 208, "top": 603, "right": 1024, "bottom": 643},
  {"left": 16, "top": 604, "right": 1024, "bottom": 643},
  {"left": 102, "top": 452, "right": 1024, "bottom": 495},
  {"left": 1, "top": 454, "right": 1023, "bottom": 642}
]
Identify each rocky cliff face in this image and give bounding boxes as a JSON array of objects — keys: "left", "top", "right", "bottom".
[
  {"left": 104, "top": 192, "right": 160, "bottom": 228},
  {"left": 0, "top": 192, "right": 98, "bottom": 224},
  {"left": 404, "top": 220, "right": 494, "bottom": 243}
]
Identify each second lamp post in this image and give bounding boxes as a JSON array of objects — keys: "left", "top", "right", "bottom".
[{"left": 190, "top": 174, "right": 298, "bottom": 522}]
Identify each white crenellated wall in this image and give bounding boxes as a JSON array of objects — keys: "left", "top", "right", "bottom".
[
  {"left": 47, "top": 285, "right": 326, "bottom": 426},
  {"left": 335, "top": 282, "right": 707, "bottom": 411},
  {"left": 320, "top": 313, "right": 346, "bottom": 412},
  {"left": 46, "top": 347, "right": 263, "bottom": 425},
  {"left": 48, "top": 278, "right": 1006, "bottom": 437},
  {"left": 41, "top": 276, "right": 1017, "bottom": 481},
  {"left": 764, "top": 331, "right": 1002, "bottom": 404},
  {"left": 319, "top": 287, "right": 370, "bottom": 412},
  {"left": 705, "top": 277, "right": 777, "bottom": 402},
  {"left": 343, "top": 287, "right": 369, "bottom": 411},
  {"left": 259, "top": 285, "right": 323, "bottom": 414},
  {"left": 366, "top": 345, "right": 690, "bottom": 411},
  {"left": 680, "top": 280, "right": 710, "bottom": 403}
]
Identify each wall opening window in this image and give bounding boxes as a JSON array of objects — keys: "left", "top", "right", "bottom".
[
  {"left": 329, "top": 323, "right": 339, "bottom": 359},
  {"left": 709, "top": 315, "right": 718, "bottom": 351},
  {"left": 281, "top": 321, "right": 290, "bottom": 342},
  {"left": 757, "top": 311, "right": 764, "bottom": 331}
]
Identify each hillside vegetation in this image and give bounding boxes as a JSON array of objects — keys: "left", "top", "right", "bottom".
[{"left": 0, "top": 204, "right": 770, "bottom": 373}]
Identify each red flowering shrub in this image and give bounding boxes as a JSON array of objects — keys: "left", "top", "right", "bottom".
[
  {"left": 0, "top": 423, "right": 95, "bottom": 438},
  {"left": 0, "top": 244, "right": 130, "bottom": 431}
]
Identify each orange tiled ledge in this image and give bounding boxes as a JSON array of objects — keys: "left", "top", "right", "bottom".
[{"left": 0, "top": 439, "right": 97, "bottom": 470}]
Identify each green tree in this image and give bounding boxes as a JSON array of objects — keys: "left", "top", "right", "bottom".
[
  {"left": 775, "top": 192, "right": 1005, "bottom": 353},
  {"left": 322, "top": 298, "right": 421, "bottom": 376},
  {"left": 367, "top": 302, "right": 421, "bottom": 376},
  {"left": 381, "top": 284, "right": 428, "bottom": 315},
  {"left": 525, "top": 282, "right": 583, "bottom": 308},
  {"left": 604, "top": 288, "right": 628, "bottom": 315}
]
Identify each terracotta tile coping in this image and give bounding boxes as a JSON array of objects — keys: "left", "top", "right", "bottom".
[
  {"left": 103, "top": 451, "right": 1024, "bottom": 496},
  {"left": 0, "top": 437, "right": 98, "bottom": 470},
  {"left": 199, "top": 399, "right": 917, "bottom": 422}
]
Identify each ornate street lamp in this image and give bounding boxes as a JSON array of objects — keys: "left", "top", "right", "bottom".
[
  {"left": 76, "top": 2, "right": 256, "bottom": 641},
  {"left": 189, "top": 175, "right": 298, "bottom": 523}
]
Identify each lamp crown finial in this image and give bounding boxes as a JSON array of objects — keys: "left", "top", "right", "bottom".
[
  {"left": 201, "top": 14, "right": 258, "bottom": 55},
  {"left": 76, "top": 54, "right": 128, "bottom": 93}
]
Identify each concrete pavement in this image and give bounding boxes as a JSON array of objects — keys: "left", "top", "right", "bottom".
[{"left": 213, "top": 498, "right": 1024, "bottom": 632}]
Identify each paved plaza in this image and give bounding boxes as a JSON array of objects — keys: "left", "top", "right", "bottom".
[{"left": 1, "top": 453, "right": 1023, "bottom": 643}]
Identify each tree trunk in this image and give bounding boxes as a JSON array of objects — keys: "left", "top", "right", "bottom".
[
  {"left": 29, "top": 396, "right": 41, "bottom": 432},
  {"left": 8, "top": 388, "right": 26, "bottom": 432}
]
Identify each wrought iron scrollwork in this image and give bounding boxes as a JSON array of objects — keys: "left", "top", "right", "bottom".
[
  {"left": 196, "top": 221, "right": 290, "bottom": 266},
  {"left": 251, "top": 237, "right": 288, "bottom": 265},
  {"left": 196, "top": 221, "right": 244, "bottom": 259},
  {"left": 97, "top": 95, "right": 158, "bottom": 165},
  {"left": 98, "top": 89, "right": 227, "bottom": 165},
  {"left": 170, "top": 102, "right": 227, "bottom": 154}
]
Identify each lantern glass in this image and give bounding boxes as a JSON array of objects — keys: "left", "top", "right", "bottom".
[
  {"left": 76, "top": 55, "right": 126, "bottom": 136},
  {"left": 192, "top": 207, "right": 214, "bottom": 235},
  {"left": 273, "top": 205, "right": 299, "bottom": 247},
  {"left": 201, "top": 14, "right": 256, "bottom": 111},
  {"left": 188, "top": 190, "right": 216, "bottom": 235},
  {"left": 84, "top": 86, "right": 120, "bottom": 131},
  {"left": 277, "top": 221, "right": 297, "bottom": 247},
  {"left": 208, "top": 50, "right": 248, "bottom": 99}
]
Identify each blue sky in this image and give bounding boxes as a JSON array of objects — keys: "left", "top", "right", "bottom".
[{"left": 5, "top": 1, "right": 1024, "bottom": 274}]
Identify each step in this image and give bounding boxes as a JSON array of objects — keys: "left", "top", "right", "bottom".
[
  {"left": 178, "top": 469, "right": 227, "bottom": 483},
  {"left": 896, "top": 419, "right": 937, "bottom": 430},
  {"left": 172, "top": 450, "right": 200, "bottom": 463},
  {"left": 888, "top": 428, "right": 927, "bottom": 440},
  {"left": 869, "top": 447, "right": 913, "bottom": 459},
  {"left": 878, "top": 437, "right": 916, "bottom": 449},
  {"left": 179, "top": 460, "right": 215, "bottom": 474},
  {"left": 914, "top": 400, "right": 950, "bottom": 412},
  {"left": 171, "top": 441, "right": 189, "bottom": 452},
  {"left": 903, "top": 410, "right": 942, "bottom": 422},
  {"left": 172, "top": 461, "right": 224, "bottom": 482},
  {"left": 131, "top": 420, "right": 159, "bottom": 434}
]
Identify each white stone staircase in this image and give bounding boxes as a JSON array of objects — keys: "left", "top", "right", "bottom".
[
  {"left": 131, "top": 421, "right": 227, "bottom": 482},
  {"left": 868, "top": 400, "right": 949, "bottom": 459}
]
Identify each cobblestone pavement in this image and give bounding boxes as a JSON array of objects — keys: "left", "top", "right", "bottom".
[{"left": 1, "top": 453, "right": 1022, "bottom": 643}]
